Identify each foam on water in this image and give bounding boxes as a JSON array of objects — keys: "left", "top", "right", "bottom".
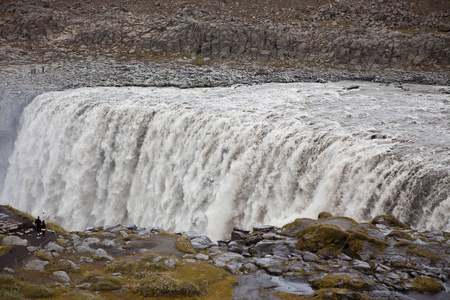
[{"left": 1, "top": 82, "right": 449, "bottom": 240}]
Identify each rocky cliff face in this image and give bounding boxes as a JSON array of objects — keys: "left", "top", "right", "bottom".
[{"left": 1, "top": 0, "right": 449, "bottom": 71}]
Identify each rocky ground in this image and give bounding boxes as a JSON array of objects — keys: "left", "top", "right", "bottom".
[
  {"left": 1, "top": 205, "right": 449, "bottom": 299},
  {"left": 1, "top": 1, "right": 449, "bottom": 299},
  {"left": 0, "top": 0, "right": 449, "bottom": 73}
]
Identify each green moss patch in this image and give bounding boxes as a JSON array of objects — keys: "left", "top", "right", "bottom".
[
  {"left": 297, "top": 224, "right": 349, "bottom": 255},
  {"left": 91, "top": 276, "right": 124, "bottom": 291},
  {"left": 0, "top": 245, "right": 12, "bottom": 257},
  {"left": 318, "top": 212, "right": 333, "bottom": 219},
  {"left": 282, "top": 218, "right": 317, "bottom": 237},
  {"left": 21, "top": 284, "right": 54, "bottom": 298},
  {"left": 175, "top": 261, "right": 238, "bottom": 299},
  {"left": 312, "top": 274, "right": 372, "bottom": 291},
  {"left": 106, "top": 259, "right": 139, "bottom": 275},
  {"left": 129, "top": 273, "right": 199, "bottom": 297},
  {"left": 346, "top": 230, "right": 388, "bottom": 257},
  {"left": 33, "top": 249, "right": 52, "bottom": 261},
  {"left": 411, "top": 276, "right": 444, "bottom": 294},
  {"left": 297, "top": 223, "right": 388, "bottom": 257},
  {"left": 0, "top": 274, "right": 21, "bottom": 298},
  {"left": 3, "top": 205, "right": 35, "bottom": 222},
  {"left": 387, "top": 230, "right": 414, "bottom": 241},
  {"left": 408, "top": 246, "right": 441, "bottom": 262},
  {"left": 394, "top": 241, "right": 410, "bottom": 247},
  {"left": 275, "top": 292, "right": 309, "bottom": 299},
  {"left": 371, "top": 215, "right": 409, "bottom": 229},
  {"left": 176, "top": 236, "right": 196, "bottom": 254},
  {"left": 312, "top": 288, "right": 370, "bottom": 299}
]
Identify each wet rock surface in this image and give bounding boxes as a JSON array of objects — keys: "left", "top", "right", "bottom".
[{"left": 202, "top": 213, "right": 450, "bottom": 299}]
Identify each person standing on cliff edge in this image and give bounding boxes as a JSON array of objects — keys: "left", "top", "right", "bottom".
[
  {"left": 41, "top": 220, "right": 47, "bottom": 237},
  {"left": 35, "top": 216, "right": 41, "bottom": 233}
]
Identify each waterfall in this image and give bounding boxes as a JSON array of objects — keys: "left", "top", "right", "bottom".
[{"left": 1, "top": 84, "right": 449, "bottom": 240}]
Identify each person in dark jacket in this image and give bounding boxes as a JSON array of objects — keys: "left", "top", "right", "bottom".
[
  {"left": 35, "top": 216, "right": 41, "bottom": 233},
  {"left": 41, "top": 220, "right": 47, "bottom": 237}
]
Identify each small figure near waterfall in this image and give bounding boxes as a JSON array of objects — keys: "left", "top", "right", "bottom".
[
  {"left": 41, "top": 220, "right": 47, "bottom": 237},
  {"left": 35, "top": 216, "right": 41, "bottom": 233}
]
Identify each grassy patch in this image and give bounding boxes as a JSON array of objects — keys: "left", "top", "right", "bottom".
[
  {"left": 387, "top": 230, "right": 414, "bottom": 241},
  {"left": 318, "top": 212, "right": 332, "bottom": 219},
  {"left": 106, "top": 259, "right": 139, "bottom": 275},
  {"left": 312, "top": 274, "right": 371, "bottom": 290},
  {"left": 129, "top": 273, "right": 199, "bottom": 297},
  {"left": 176, "top": 236, "right": 196, "bottom": 254},
  {"left": 312, "top": 288, "right": 369, "bottom": 299},
  {"left": 0, "top": 245, "right": 12, "bottom": 257},
  {"left": 34, "top": 249, "right": 52, "bottom": 261},
  {"left": 91, "top": 276, "right": 124, "bottom": 291},
  {"left": 275, "top": 293, "right": 309, "bottom": 299},
  {"left": 47, "top": 222, "right": 67, "bottom": 234},
  {"left": 158, "top": 230, "right": 177, "bottom": 237},
  {"left": 175, "top": 261, "right": 238, "bottom": 299},
  {"left": 408, "top": 246, "right": 441, "bottom": 262},
  {"left": 4, "top": 205, "right": 34, "bottom": 222},
  {"left": 395, "top": 241, "right": 410, "bottom": 247},
  {"left": 57, "top": 238, "right": 68, "bottom": 247},
  {"left": 21, "top": 284, "right": 54, "bottom": 298},
  {"left": 141, "top": 252, "right": 165, "bottom": 262},
  {"left": 371, "top": 215, "right": 410, "bottom": 229},
  {"left": 0, "top": 274, "right": 21, "bottom": 299}
]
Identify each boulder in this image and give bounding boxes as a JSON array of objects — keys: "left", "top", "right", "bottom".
[
  {"left": 195, "top": 254, "right": 209, "bottom": 260},
  {"left": 60, "top": 259, "right": 80, "bottom": 271},
  {"left": 94, "top": 248, "right": 114, "bottom": 261},
  {"left": 109, "top": 225, "right": 127, "bottom": 232},
  {"left": 24, "top": 259, "right": 49, "bottom": 271},
  {"left": 45, "top": 242, "right": 64, "bottom": 253},
  {"left": 190, "top": 235, "right": 214, "bottom": 250},
  {"left": 2, "top": 236, "right": 27, "bottom": 246},
  {"left": 75, "top": 283, "right": 91, "bottom": 289},
  {"left": 100, "top": 232, "right": 116, "bottom": 238},
  {"left": 76, "top": 245, "right": 95, "bottom": 254},
  {"left": 164, "top": 258, "right": 177, "bottom": 268},
  {"left": 253, "top": 225, "right": 275, "bottom": 233},
  {"left": 53, "top": 270, "right": 71, "bottom": 282},
  {"left": 228, "top": 241, "right": 246, "bottom": 254},
  {"left": 84, "top": 237, "right": 100, "bottom": 245},
  {"left": 231, "top": 230, "right": 247, "bottom": 241}
]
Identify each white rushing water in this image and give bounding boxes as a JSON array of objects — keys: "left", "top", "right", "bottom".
[{"left": 1, "top": 82, "right": 449, "bottom": 240}]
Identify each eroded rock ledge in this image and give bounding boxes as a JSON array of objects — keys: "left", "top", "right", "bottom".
[{"left": 1, "top": 206, "right": 449, "bottom": 299}]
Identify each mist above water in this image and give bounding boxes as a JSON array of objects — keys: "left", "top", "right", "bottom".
[{"left": 1, "top": 82, "right": 449, "bottom": 240}]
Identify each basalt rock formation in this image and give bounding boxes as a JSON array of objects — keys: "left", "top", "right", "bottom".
[{"left": 1, "top": 0, "right": 449, "bottom": 72}]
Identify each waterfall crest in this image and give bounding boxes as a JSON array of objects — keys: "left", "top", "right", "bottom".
[{"left": 1, "top": 84, "right": 449, "bottom": 240}]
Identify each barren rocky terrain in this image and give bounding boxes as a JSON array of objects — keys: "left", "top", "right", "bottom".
[
  {"left": 0, "top": 0, "right": 449, "bottom": 74},
  {"left": 1, "top": 206, "right": 450, "bottom": 299}
]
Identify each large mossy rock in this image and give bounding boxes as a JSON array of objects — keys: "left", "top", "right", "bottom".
[
  {"left": 411, "top": 276, "right": 445, "bottom": 294},
  {"left": 296, "top": 223, "right": 388, "bottom": 258},
  {"left": 297, "top": 224, "right": 350, "bottom": 255},
  {"left": 312, "top": 274, "right": 373, "bottom": 291}
]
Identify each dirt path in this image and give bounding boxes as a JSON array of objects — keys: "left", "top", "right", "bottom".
[{"left": 0, "top": 206, "right": 57, "bottom": 270}]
